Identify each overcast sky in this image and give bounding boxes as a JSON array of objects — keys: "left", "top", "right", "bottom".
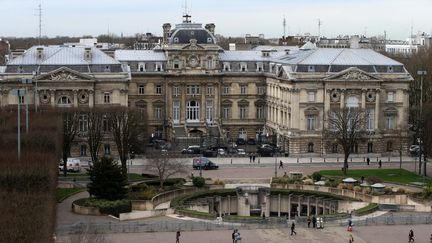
[{"left": 1, "top": 0, "right": 431, "bottom": 39}]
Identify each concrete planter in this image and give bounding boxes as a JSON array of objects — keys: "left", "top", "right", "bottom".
[{"left": 72, "top": 202, "right": 102, "bottom": 216}]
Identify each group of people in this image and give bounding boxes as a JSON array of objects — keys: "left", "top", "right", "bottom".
[
  {"left": 249, "top": 154, "right": 257, "bottom": 163},
  {"left": 232, "top": 229, "right": 242, "bottom": 243},
  {"left": 306, "top": 215, "right": 318, "bottom": 228},
  {"left": 366, "top": 157, "right": 382, "bottom": 168}
]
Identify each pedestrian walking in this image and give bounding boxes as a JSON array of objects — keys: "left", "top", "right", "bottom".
[
  {"left": 349, "top": 234, "right": 354, "bottom": 243},
  {"left": 235, "top": 232, "right": 242, "bottom": 243},
  {"left": 307, "top": 216, "right": 311, "bottom": 228},
  {"left": 176, "top": 230, "right": 181, "bottom": 243},
  {"left": 252, "top": 154, "right": 256, "bottom": 163},
  {"left": 408, "top": 229, "right": 414, "bottom": 242},
  {"left": 347, "top": 219, "right": 353, "bottom": 232},
  {"left": 378, "top": 160, "right": 382, "bottom": 168},
  {"left": 249, "top": 155, "right": 252, "bottom": 163},
  {"left": 232, "top": 229, "right": 237, "bottom": 243},
  {"left": 279, "top": 160, "right": 283, "bottom": 169},
  {"left": 290, "top": 222, "right": 297, "bottom": 236},
  {"left": 366, "top": 157, "right": 370, "bottom": 165},
  {"left": 312, "top": 216, "right": 317, "bottom": 228}
]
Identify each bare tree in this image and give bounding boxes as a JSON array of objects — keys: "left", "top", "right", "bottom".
[
  {"left": 86, "top": 109, "right": 104, "bottom": 163},
  {"left": 61, "top": 110, "right": 80, "bottom": 176},
  {"left": 107, "top": 108, "right": 143, "bottom": 175},
  {"left": 325, "top": 107, "right": 366, "bottom": 175},
  {"left": 146, "top": 153, "right": 188, "bottom": 190}
]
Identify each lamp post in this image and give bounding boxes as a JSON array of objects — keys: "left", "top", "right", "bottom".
[
  {"left": 417, "top": 70, "right": 427, "bottom": 175},
  {"left": 13, "top": 88, "right": 26, "bottom": 160},
  {"left": 21, "top": 78, "right": 32, "bottom": 133}
]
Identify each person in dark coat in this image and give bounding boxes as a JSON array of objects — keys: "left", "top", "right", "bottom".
[
  {"left": 290, "top": 222, "right": 297, "bottom": 235},
  {"left": 279, "top": 160, "right": 283, "bottom": 169},
  {"left": 307, "top": 216, "right": 311, "bottom": 228},
  {"left": 176, "top": 231, "right": 181, "bottom": 243},
  {"left": 312, "top": 216, "right": 317, "bottom": 228},
  {"left": 366, "top": 157, "right": 370, "bottom": 165},
  {"left": 252, "top": 154, "right": 256, "bottom": 163},
  {"left": 378, "top": 160, "right": 382, "bottom": 168},
  {"left": 249, "top": 155, "right": 252, "bottom": 163},
  {"left": 408, "top": 229, "right": 414, "bottom": 242},
  {"left": 232, "top": 229, "right": 237, "bottom": 243}
]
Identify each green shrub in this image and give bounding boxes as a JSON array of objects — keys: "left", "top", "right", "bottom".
[
  {"left": 145, "top": 178, "right": 185, "bottom": 187},
  {"left": 325, "top": 178, "right": 341, "bottom": 188},
  {"left": 192, "top": 177, "right": 205, "bottom": 187},
  {"left": 311, "top": 172, "right": 322, "bottom": 182},
  {"left": 422, "top": 182, "right": 432, "bottom": 199},
  {"left": 74, "top": 198, "right": 131, "bottom": 217},
  {"left": 354, "top": 203, "right": 378, "bottom": 216}
]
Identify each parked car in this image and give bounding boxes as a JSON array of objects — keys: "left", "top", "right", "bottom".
[
  {"left": 236, "top": 148, "right": 246, "bottom": 155},
  {"left": 192, "top": 157, "right": 219, "bottom": 170},
  {"left": 236, "top": 138, "right": 246, "bottom": 145},
  {"left": 217, "top": 148, "right": 226, "bottom": 155},
  {"left": 409, "top": 145, "right": 420, "bottom": 155},
  {"left": 247, "top": 138, "right": 256, "bottom": 145},
  {"left": 59, "top": 158, "right": 81, "bottom": 172},
  {"left": 257, "top": 147, "right": 274, "bottom": 157},
  {"left": 202, "top": 150, "right": 218, "bottom": 157},
  {"left": 181, "top": 145, "right": 201, "bottom": 154}
]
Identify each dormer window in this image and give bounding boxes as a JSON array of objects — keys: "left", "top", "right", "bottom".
[
  {"left": 174, "top": 37, "right": 179, "bottom": 43},
  {"left": 308, "top": 65, "right": 315, "bottom": 72},
  {"left": 207, "top": 37, "right": 213, "bottom": 43},
  {"left": 173, "top": 58, "right": 180, "bottom": 69},
  {"left": 223, "top": 62, "right": 231, "bottom": 71},
  {"left": 256, "top": 62, "right": 263, "bottom": 72},
  {"left": 138, "top": 63, "right": 145, "bottom": 72},
  {"left": 240, "top": 63, "right": 247, "bottom": 72},
  {"left": 155, "top": 63, "right": 163, "bottom": 72},
  {"left": 18, "top": 66, "right": 24, "bottom": 73},
  {"left": 387, "top": 66, "right": 393, "bottom": 73},
  {"left": 104, "top": 65, "right": 110, "bottom": 72}
]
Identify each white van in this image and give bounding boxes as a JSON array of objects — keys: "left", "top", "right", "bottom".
[{"left": 59, "top": 158, "right": 81, "bottom": 172}]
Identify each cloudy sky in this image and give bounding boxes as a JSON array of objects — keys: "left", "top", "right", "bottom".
[{"left": 1, "top": 0, "right": 431, "bottom": 39}]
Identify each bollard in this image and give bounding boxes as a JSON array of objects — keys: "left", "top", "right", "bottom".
[
  {"left": 337, "top": 157, "right": 339, "bottom": 162},
  {"left": 388, "top": 157, "right": 390, "bottom": 162},
  {"left": 231, "top": 158, "right": 232, "bottom": 164},
  {"left": 297, "top": 157, "right": 299, "bottom": 163},
  {"left": 324, "top": 157, "right": 326, "bottom": 163},
  {"left": 258, "top": 158, "right": 260, "bottom": 164},
  {"left": 377, "top": 157, "right": 379, "bottom": 162},
  {"left": 350, "top": 157, "right": 352, "bottom": 162},
  {"left": 310, "top": 158, "right": 312, "bottom": 163},
  {"left": 363, "top": 157, "right": 365, "bottom": 162}
]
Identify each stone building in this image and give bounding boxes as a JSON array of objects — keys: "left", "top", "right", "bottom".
[{"left": 0, "top": 15, "right": 413, "bottom": 156}]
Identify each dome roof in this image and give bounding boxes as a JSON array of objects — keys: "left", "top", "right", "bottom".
[{"left": 169, "top": 23, "right": 216, "bottom": 45}]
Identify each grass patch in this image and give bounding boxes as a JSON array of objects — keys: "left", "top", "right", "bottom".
[
  {"left": 319, "top": 169, "right": 428, "bottom": 184},
  {"left": 354, "top": 203, "right": 379, "bottom": 216},
  {"left": 56, "top": 188, "right": 85, "bottom": 202}
]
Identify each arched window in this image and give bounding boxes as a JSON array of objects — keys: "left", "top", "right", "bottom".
[
  {"left": 207, "top": 57, "right": 213, "bottom": 69},
  {"left": 331, "top": 143, "right": 338, "bottom": 153},
  {"left": 186, "top": 100, "right": 200, "bottom": 122},
  {"left": 307, "top": 143, "right": 314, "bottom": 153},
  {"left": 387, "top": 141, "right": 393, "bottom": 152},
  {"left": 58, "top": 96, "right": 71, "bottom": 104}
]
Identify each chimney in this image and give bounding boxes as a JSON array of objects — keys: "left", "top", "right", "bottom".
[
  {"left": 205, "top": 23, "right": 216, "bottom": 34},
  {"left": 36, "top": 47, "right": 44, "bottom": 59},
  {"left": 261, "top": 50, "right": 271, "bottom": 57},
  {"left": 162, "top": 23, "right": 171, "bottom": 44},
  {"left": 84, "top": 47, "right": 92, "bottom": 60}
]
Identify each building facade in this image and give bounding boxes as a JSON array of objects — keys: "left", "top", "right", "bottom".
[{"left": 0, "top": 16, "right": 413, "bottom": 156}]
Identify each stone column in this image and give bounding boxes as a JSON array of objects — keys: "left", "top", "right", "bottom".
[
  {"left": 288, "top": 194, "right": 292, "bottom": 220},
  {"left": 34, "top": 88, "right": 39, "bottom": 109},
  {"left": 322, "top": 200, "right": 326, "bottom": 215},
  {"left": 228, "top": 195, "right": 231, "bottom": 215},
  {"left": 73, "top": 90, "right": 78, "bottom": 108},
  {"left": 88, "top": 90, "right": 94, "bottom": 108},
  {"left": 374, "top": 90, "right": 380, "bottom": 131},
  {"left": 297, "top": 196, "right": 301, "bottom": 217},
  {"left": 278, "top": 194, "right": 281, "bottom": 217},
  {"left": 291, "top": 89, "right": 300, "bottom": 129},
  {"left": 181, "top": 83, "right": 186, "bottom": 123},
  {"left": 315, "top": 198, "right": 319, "bottom": 216},
  {"left": 340, "top": 89, "right": 345, "bottom": 109},
  {"left": 201, "top": 83, "right": 205, "bottom": 122},
  {"left": 50, "top": 89, "right": 55, "bottom": 107},
  {"left": 307, "top": 196, "right": 311, "bottom": 216},
  {"left": 361, "top": 89, "right": 366, "bottom": 110},
  {"left": 324, "top": 89, "right": 330, "bottom": 129}
]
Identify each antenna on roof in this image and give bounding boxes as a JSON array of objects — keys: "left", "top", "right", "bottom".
[
  {"left": 283, "top": 15, "right": 286, "bottom": 38},
  {"left": 36, "top": 1, "right": 43, "bottom": 45},
  {"left": 316, "top": 19, "right": 322, "bottom": 40}
]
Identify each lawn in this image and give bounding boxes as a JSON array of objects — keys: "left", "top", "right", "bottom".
[
  {"left": 319, "top": 168, "right": 429, "bottom": 184},
  {"left": 59, "top": 172, "right": 147, "bottom": 181},
  {"left": 56, "top": 188, "right": 85, "bottom": 202}
]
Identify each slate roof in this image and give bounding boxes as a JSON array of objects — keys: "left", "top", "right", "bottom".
[
  {"left": 169, "top": 23, "right": 216, "bottom": 44},
  {"left": 8, "top": 46, "right": 120, "bottom": 65},
  {"left": 219, "top": 51, "right": 286, "bottom": 61},
  {"left": 115, "top": 50, "right": 166, "bottom": 62}
]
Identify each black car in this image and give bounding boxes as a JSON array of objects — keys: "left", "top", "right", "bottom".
[
  {"left": 192, "top": 157, "right": 219, "bottom": 170},
  {"left": 247, "top": 138, "right": 256, "bottom": 145},
  {"left": 257, "top": 147, "right": 274, "bottom": 157},
  {"left": 236, "top": 138, "right": 246, "bottom": 145}
]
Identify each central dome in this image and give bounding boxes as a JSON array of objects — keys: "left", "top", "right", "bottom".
[{"left": 169, "top": 22, "right": 216, "bottom": 45}]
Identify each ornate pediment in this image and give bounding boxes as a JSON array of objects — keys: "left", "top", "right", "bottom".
[
  {"left": 38, "top": 67, "right": 94, "bottom": 81},
  {"left": 325, "top": 67, "right": 380, "bottom": 81}
]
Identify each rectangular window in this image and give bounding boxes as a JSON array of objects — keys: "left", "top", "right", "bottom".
[
  {"left": 156, "top": 85, "right": 162, "bottom": 94},
  {"left": 154, "top": 107, "right": 162, "bottom": 120},
  {"left": 386, "top": 116, "right": 395, "bottom": 129},
  {"left": 387, "top": 91, "right": 394, "bottom": 102},
  {"left": 104, "top": 144, "right": 111, "bottom": 155},
  {"left": 19, "top": 95, "right": 25, "bottom": 104},
  {"left": 138, "top": 63, "right": 145, "bottom": 72},
  {"left": 223, "top": 107, "right": 230, "bottom": 119},
  {"left": 207, "top": 86, "right": 213, "bottom": 96},
  {"left": 240, "top": 85, "right": 247, "bottom": 94},
  {"left": 206, "top": 100, "right": 213, "bottom": 122},
  {"left": 103, "top": 92, "right": 111, "bottom": 103},
  {"left": 207, "top": 59, "right": 213, "bottom": 69},
  {"left": 239, "top": 105, "right": 248, "bottom": 119},
  {"left": 79, "top": 114, "right": 88, "bottom": 133},
  {"left": 102, "top": 116, "right": 110, "bottom": 132},
  {"left": 187, "top": 85, "right": 200, "bottom": 95},
  {"left": 366, "top": 109, "right": 375, "bottom": 131},
  {"left": 223, "top": 62, "right": 230, "bottom": 71},
  {"left": 223, "top": 85, "right": 230, "bottom": 94},
  {"left": 173, "top": 101, "right": 180, "bottom": 122},
  {"left": 256, "top": 106, "right": 264, "bottom": 119},
  {"left": 258, "top": 86, "right": 265, "bottom": 95},
  {"left": 173, "top": 86, "right": 180, "bottom": 96},
  {"left": 308, "top": 92, "right": 316, "bottom": 102},
  {"left": 307, "top": 116, "right": 316, "bottom": 130},
  {"left": 80, "top": 144, "right": 87, "bottom": 156},
  {"left": 138, "top": 85, "right": 145, "bottom": 94}
]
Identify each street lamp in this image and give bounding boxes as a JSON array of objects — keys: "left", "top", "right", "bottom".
[
  {"left": 12, "top": 88, "right": 26, "bottom": 160},
  {"left": 417, "top": 70, "right": 427, "bottom": 176}
]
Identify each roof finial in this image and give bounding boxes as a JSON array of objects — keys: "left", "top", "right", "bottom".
[{"left": 182, "top": 0, "right": 191, "bottom": 23}]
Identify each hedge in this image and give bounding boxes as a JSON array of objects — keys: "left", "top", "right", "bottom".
[
  {"left": 354, "top": 203, "right": 379, "bottom": 216},
  {"left": 140, "top": 178, "right": 186, "bottom": 187},
  {"left": 74, "top": 198, "right": 132, "bottom": 217}
]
